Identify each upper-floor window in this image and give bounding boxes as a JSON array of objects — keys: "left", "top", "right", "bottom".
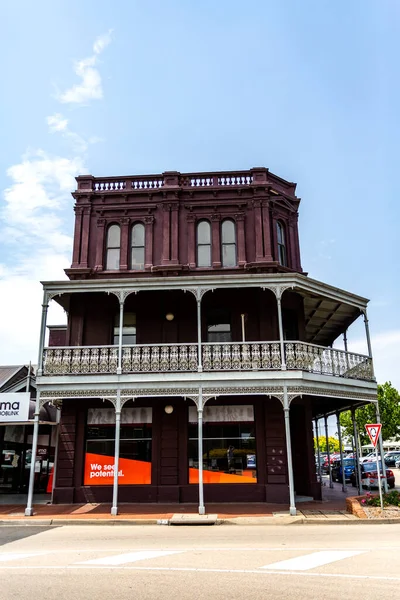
[
  {"left": 221, "top": 219, "right": 237, "bottom": 267},
  {"left": 113, "top": 312, "right": 136, "bottom": 345},
  {"left": 197, "top": 220, "right": 211, "bottom": 267},
  {"left": 207, "top": 309, "right": 232, "bottom": 343},
  {"left": 131, "top": 223, "right": 145, "bottom": 270},
  {"left": 106, "top": 224, "right": 121, "bottom": 270},
  {"left": 277, "top": 221, "right": 287, "bottom": 266}
]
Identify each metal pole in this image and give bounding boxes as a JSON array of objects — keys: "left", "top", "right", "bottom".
[
  {"left": 283, "top": 385, "right": 296, "bottom": 516},
  {"left": 50, "top": 408, "right": 61, "bottom": 504},
  {"left": 343, "top": 331, "right": 348, "bottom": 352},
  {"left": 276, "top": 295, "right": 286, "bottom": 370},
  {"left": 25, "top": 392, "right": 41, "bottom": 516},
  {"left": 375, "top": 444, "right": 384, "bottom": 510},
  {"left": 315, "top": 418, "right": 322, "bottom": 484},
  {"left": 37, "top": 293, "right": 49, "bottom": 376},
  {"left": 336, "top": 412, "right": 347, "bottom": 492},
  {"left": 117, "top": 299, "right": 124, "bottom": 375},
  {"left": 198, "top": 386, "right": 205, "bottom": 515},
  {"left": 25, "top": 361, "right": 31, "bottom": 392},
  {"left": 363, "top": 309, "right": 375, "bottom": 378},
  {"left": 375, "top": 402, "right": 388, "bottom": 493},
  {"left": 240, "top": 313, "right": 246, "bottom": 342},
  {"left": 197, "top": 293, "right": 203, "bottom": 372},
  {"left": 351, "top": 409, "right": 363, "bottom": 495},
  {"left": 111, "top": 390, "right": 121, "bottom": 516},
  {"left": 324, "top": 415, "right": 334, "bottom": 488}
]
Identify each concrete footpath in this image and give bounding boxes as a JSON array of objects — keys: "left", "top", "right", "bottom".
[
  {"left": 0, "top": 500, "right": 399, "bottom": 526},
  {"left": 1, "top": 481, "right": 399, "bottom": 526}
]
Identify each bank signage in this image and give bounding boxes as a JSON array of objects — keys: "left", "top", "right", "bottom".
[{"left": 0, "top": 393, "right": 30, "bottom": 422}]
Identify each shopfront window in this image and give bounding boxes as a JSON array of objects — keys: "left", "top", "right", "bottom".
[
  {"left": 188, "top": 405, "right": 257, "bottom": 484},
  {"left": 84, "top": 407, "right": 152, "bottom": 485},
  {"left": 0, "top": 425, "right": 54, "bottom": 494}
]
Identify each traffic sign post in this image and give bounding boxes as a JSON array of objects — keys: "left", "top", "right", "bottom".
[{"left": 365, "top": 424, "right": 384, "bottom": 510}]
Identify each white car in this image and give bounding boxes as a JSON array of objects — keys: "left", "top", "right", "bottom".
[{"left": 361, "top": 453, "right": 380, "bottom": 463}]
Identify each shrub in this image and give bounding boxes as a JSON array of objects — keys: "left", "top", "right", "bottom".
[{"left": 365, "top": 490, "right": 400, "bottom": 507}]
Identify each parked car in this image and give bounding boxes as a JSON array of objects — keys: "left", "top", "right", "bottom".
[
  {"left": 395, "top": 457, "right": 400, "bottom": 469},
  {"left": 384, "top": 452, "right": 400, "bottom": 467},
  {"left": 332, "top": 458, "right": 355, "bottom": 483},
  {"left": 350, "top": 461, "right": 395, "bottom": 489},
  {"left": 361, "top": 453, "right": 379, "bottom": 463}
]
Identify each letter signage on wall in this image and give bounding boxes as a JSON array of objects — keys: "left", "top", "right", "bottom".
[{"left": 0, "top": 393, "right": 30, "bottom": 423}]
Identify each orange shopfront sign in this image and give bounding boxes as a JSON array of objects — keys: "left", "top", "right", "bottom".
[{"left": 84, "top": 452, "right": 151, "bottom": 485}]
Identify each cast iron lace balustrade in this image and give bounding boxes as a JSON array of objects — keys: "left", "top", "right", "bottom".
[
  {"left": 42, "top": 344, "right": 198, "bottom": 375},
  {"left": 42, "top": 341, "right": 373, "bottom": 380},
  {"left": 284, "top": 341, "right": 373, "bottom": 380},
  {"left": 202, "top": 342, "right": 281, "bottom": 371}
]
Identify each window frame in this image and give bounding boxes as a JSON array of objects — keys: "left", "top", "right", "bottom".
[
  {"left": 130, "top": 222, "right": 145, "bottom": 271},
  {"left": 221, "top": 218, "right": 237, "bottom": 268},
  {"left": 196, "top": 220, "right": 212, "bottom": 268},
  {"left": 105, "top": 223, "right": 121, "bottom": 271},
  {"left": 276, "top": 220, "right": 287, "bottom": 267}
]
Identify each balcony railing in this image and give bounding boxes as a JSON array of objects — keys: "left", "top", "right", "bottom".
[{"left": 42, "top": 341, "right": 373, "bottom": 381}]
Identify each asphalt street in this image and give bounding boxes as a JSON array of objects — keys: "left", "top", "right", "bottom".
[{"left": 0, "top": 523, "right": 399, "bottom": 599}]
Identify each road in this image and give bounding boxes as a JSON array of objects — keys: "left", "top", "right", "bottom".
[{"left": 0, "top": 523, "right": 399, "bottom": 600}]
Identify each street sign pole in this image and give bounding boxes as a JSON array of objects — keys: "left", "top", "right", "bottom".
[
  {"left": 365, "top": 424, "right": 384, "bottom": 511},
  {"left": 375, "top": 443, "right": 384, "bottom": 511}
]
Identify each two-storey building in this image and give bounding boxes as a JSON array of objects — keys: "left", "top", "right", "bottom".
[{"left": 26, "top": 167, "right": 378, "bottom": 516}]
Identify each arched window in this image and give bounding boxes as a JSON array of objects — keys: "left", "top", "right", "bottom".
[
  {"left": 277, "top": 221, "right": 287, "bottom": 266},
  {"left": 106, "top": 224, "right": 121, "bottom": 270},
  {"left": 131, "top": 223, "right": 145, "bottom": 270},
  {"left": 197, "top": 220, "right": 211, "bottom": 267},
  {"left": 221, "top": 219, "right": 237, "bottom": 267}
]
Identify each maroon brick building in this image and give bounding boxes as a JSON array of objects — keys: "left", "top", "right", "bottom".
[{"left": 33, "top": 168, "right": 377, "bottom": 515}]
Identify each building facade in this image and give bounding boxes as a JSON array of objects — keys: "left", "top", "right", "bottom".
[{"left": 30, "top": 168, "right": 377, "bottom": 515}]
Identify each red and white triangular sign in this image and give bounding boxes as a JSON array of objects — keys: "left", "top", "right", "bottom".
[{"left": 365, "top": 423, "right": 382, "bottom": 448}]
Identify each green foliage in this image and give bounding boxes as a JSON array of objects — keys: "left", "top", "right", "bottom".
[
  {"left": 339, "top": 382, "right": 400, "bottom": 444},
  {"left": 314, "top": 436, "right": 341, "bottom": 453},
  {"left": 364, "top": 490, "right": 400, "bottom": 507}
]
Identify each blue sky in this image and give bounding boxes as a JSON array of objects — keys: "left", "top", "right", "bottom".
[{"left": 0, "top": 0, "right": 399, "bottom": 389}]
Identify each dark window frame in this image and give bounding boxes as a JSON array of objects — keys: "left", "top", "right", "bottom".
[
  {"left": 276, "top": 221, "right": 287, "bottom": 267},
  {"left": 196, "top": 220, "right": 212, "bottom": 267},
  {"left": 105, "top": 223, "right": 121, "bottom": 271},
  {"left": 130, "top": 222, "right": 145, "bottom": 271},
  {"left": 221, "top": 218, "right": 237, "bottom": 268}
]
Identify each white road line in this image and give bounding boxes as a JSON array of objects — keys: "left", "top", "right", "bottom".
[
  {"left": 0, "top": 553, "right": 45, "bottom": 563},
  {"left": 0, "top": 566, "right": 399, "bottom": 582},
  {"left": 261, "top": 550, "right": 366, "bottom": 571},
  {"left": 78, "top": 550, "right": 183, "bottom": 565}
]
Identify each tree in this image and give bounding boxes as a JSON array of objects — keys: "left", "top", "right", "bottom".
[
  {"left": 314, "top": 436, "right": 341, "bottom": 453},
  {"left": 339, "top": 382, "right": 400, "bottom": 445}
]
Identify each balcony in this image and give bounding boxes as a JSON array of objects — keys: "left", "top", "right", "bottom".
[{"left": 42, "top": 341, "right": 373, "bottom": 381}]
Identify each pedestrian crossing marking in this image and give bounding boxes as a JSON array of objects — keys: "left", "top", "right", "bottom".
[
  {"left": 261, "top": 550, "right": 366, "bottom": 571},
  {"left": 0, "top": 553, "right": 44, "bottom": 563},
  {"left": 78, "top": 550, "right": 184, "bottom": 565}
]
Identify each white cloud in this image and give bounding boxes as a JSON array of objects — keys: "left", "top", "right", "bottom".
[
  {"left": 347, "top": 330, "right": 400, "bottom": 390},
  {"left": 0, "top": 30, "right": 111, "bottom": 365},
  {"left": 58, "top": 31, "right": 112, "bottom": 105},
  {"left": 0, "top": 151, "right": 85, "bottom": 363},
  {"left": 93, "top": 30, "right": 113, "bottom": 55},
  {"left": 47, "top": 113, "right": 68, "bottom": 132},
  {"left": 47, "top": 113, "right": 89, "bottom": 153}
]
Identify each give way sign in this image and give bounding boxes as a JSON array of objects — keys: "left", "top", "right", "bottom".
[{"left": 365, "top": 423, "right": 382, "bottom": 448}]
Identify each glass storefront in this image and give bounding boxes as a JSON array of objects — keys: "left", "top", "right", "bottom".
[
  {"left": 0, "top": 425, "right": 55, "bottom": 494},
  {"left": 84, "top": 407, "right": 152, "bottom": 485},
  {"left": 188, "top": 405, "right": 257, "bottom": 484}
]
